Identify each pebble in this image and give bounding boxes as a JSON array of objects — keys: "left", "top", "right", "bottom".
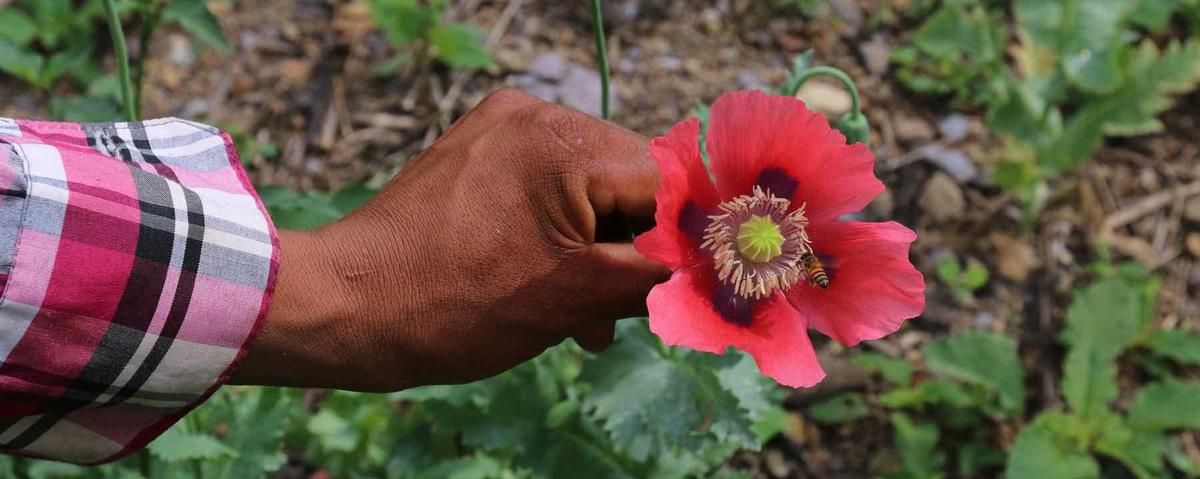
[
  {"left": 859, "top": 35, "right": 891, "bottom": 77},
  {"left": 765, "top": 450, "right": 792, "bottom": 478},
  {"left": 917, "top": 144, "right": 978, "bottom": 183},
  {"left": 919, "top": 172, "right": 966, "bottom": 222},
  {"left": 991, "top": 233, "right": 1039, "bottom": 282},
  {"left": 166, "top": 34, "right": 195, "bottom": 67},
  {"left": 866, "top": 188, "right": 895, "bottom": 219},
  {"left": 1187, "top": 233, "right": 1200, "bottom": 258},
  {"left": 527, "top": 52, "right": 568, "bottom": 81},
  {"left": 1184, "top": 196, "right": 1200, "bottom": 222},
  {"left": 938, "top": 114, "right": 971, "bottom": 142},
  {"left": 558, "top": 65, "right": 618, "bottom": 117},
  {"left": 795, "top": 80, "right": 852, "bottom": 118},
  {"left": 893, "top": 112, "right": 936, "bottom": 143}
]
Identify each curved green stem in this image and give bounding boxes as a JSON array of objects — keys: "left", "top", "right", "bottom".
[
  {"left": 787, "top": 66, "right": 861, "bottom": 117},
  {"left": 589, "top": 0, "right": 611, "bottom": 120},
  {"left": 101, "top": 0, "right": 137, "bottom": 122}
]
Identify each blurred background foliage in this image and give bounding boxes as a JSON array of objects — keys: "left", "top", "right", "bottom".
[{"left": 2, "top": 0, "right": 1200, "bottom": 477}]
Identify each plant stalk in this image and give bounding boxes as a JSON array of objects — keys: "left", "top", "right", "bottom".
[
  {"left": 589, "top": 0, "right": 611, "bottom": 120},
  {"left": 101, "top": 0, "right": 138, "bottom": 122},
  {"left": 786, "top": 66, "right": 862, "bottom": 118}
]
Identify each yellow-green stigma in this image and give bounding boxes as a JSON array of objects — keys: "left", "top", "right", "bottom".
[
  {"left": 736, "top": 215, "right": 785, "bottom": 263},
  {"left": 701, "top": 186, "right": 814, "bottom": 299}
]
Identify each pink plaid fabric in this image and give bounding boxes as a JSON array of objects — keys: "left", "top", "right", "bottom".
[{"left": 0, "top": 118, "right": 278, "bottom": 464}]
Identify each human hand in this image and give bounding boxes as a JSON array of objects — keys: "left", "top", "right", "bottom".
[{"left": 232, "top": 89, "right": 668, "bottom": 391}]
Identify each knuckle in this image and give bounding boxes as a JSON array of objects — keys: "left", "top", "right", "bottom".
[{"left": 478, "top": 88, "right": 537, "bottom": 113}]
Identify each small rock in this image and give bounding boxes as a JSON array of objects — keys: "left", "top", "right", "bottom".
[
  {"left": 938, "top": 114, "right": 971, "bottom": 142},
  {"left": 893, "top": 112, "right": 936, "bottom": 143},
  {"left": 557, "top": 65, "right": 618, "bottom": 117},
  {"left": 975, "top": 312, "right": 995, "bottom": 330},
  {"left": 1184, "top": 196, "right": 1200, "bottom": 222},
  {"left": 764, "top": 450, "right": 792, "bottom": 478},
  {"left": 279, "top": 59, "right": 313, "bottom": 87},
  {"left": 859, "top": 35, "right": 891, "bottom": 77},
  {"left": 919, "top": 172, "right": 965, "bottom": 222},
  {"left": 991, "top": 233, "right": 1039, "bottom": 282},
  {"left": 737, "top": 71, "right": 764, "bottom": 89},
  {"left": 527, "top": 52, "right": 568, "bottom": 81},
  {"left": 917, "top": 144, "right": 978, "bottom": 183},
  {"left": 657, "top": 54, "right": 683, "bottom": 72},
  {"left": 1187, "top": 233, "right": 1200, "bottom": 258},
  {"left": 166, "top": 34, "right": 195, "bottom": 67},
  {"left": 828, "top": 0, "right": 863, "bottom": 30},
  {"left": 795, "top": 80, "right": 852, "bottom": 118}
]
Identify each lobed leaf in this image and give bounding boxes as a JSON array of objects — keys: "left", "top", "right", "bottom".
[
  {"left": 1005, "top": 413, "right": 1100, "bottom": 479},
  {"left": 922, "top": 332, "right": 1024, "bottom": 414}
]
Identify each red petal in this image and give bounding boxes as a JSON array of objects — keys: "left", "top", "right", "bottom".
[
  {"left": 706, "top": 90, "right": 883, "bottom": 222},
  {"left": 647, "top": 268, "right": 826, "bottom": 387},
  {"left": 786, "top": 221, "right": 926, "bottom": 347},
  {"left": 633, "top": 119, "right": 720, "bottom": 269}
]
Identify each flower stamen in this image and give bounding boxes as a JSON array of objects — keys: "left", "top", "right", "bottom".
[{"left": 701, "top": 186, "right": 813, "bottom": 299}]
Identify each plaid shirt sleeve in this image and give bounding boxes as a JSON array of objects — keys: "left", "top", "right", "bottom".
[{"left": 0, "top": 118, "right": 278, "bottom": 464}]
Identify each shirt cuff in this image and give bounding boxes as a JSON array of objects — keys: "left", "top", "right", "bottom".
[{"left": 0, "top": 118, "right": 278, "bottom": 464}]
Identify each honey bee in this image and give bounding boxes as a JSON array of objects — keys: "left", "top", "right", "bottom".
[{"left": 800, "top": 253, "right": 829, "bottom": 289}]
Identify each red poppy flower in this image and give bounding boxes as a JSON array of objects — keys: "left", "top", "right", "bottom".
[{"left": 634, "top": 90, "right": 926, "bottom": 387}]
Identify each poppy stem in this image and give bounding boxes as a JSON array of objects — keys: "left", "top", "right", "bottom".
[
  {"left": 101, "top": 0, "right": 138, "bottom": 122},
  {"left": 589, "top": 0, "right": 611, "bottom": 120},
  {"left": 786, "top": 66, "right": 862, "bottom": 119}
]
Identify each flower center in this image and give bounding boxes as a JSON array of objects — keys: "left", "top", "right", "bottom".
[
  {"left": 701, "top": 186, "right": 814, "bottom": 300},
  {"left": 737, "top": 215, "right": 785, "bottom": 263}
]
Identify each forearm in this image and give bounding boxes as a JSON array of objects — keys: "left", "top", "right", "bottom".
[{"left": 230, "top": 229, "right": 365, "bottom": 389}]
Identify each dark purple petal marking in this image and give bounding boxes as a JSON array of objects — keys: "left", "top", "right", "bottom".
[
  {"left": 678, "top": 201, "right": 710, "bottom": 243},
  {"left": 712, "top": 282, "right": 755, "bottom": 326},
  {"left": 754, "top": 167, "right": 798, "bottom": 200}
]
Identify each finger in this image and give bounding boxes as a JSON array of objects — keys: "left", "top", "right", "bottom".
[
  {"left": 573, "top": 323, "right": 616, "bottom": 353},
  {"left": 579, "top": 242, "right": 672, "bottom": 319},
  {"left": 587, "top": 125, "right": 660, "bottom": 221}
]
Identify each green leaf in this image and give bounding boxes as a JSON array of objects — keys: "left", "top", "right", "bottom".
[
  {"left": 1143, "top": 329, "right": 1200, "bottom": 366},
  {"left": 1005, "top": 414, "right": 1100, "bottom": 479},
  {"left": 935, "top": 257, "right": 961, "bottom": 283},
  {"left": 368, "top": 0, "right": 438, "bottom": 45},
  {"left": 1062, "top": 46, "right": 1124, "bottom": 94},
  {"left": 1061, "top": 346, "right": 1119, "bottom": 420},
  {"left": 1060, "top": 276, "right": 1157, "bottom": 418},
  {"left": 890, "top": 413, "right": 944, "bottom": 478},
  {"left": 1015, "top": 0, "right": 1134, "bottom": 56},
  {"left": 0, "top": 39, "right": 44, "bottom": 87},
  {"left": 807, "top": 393, "right": 870, "bottom": 425},
  {"left": 199, "top": 388, "right": 294, "bottom": 479},
  {"left": 880, "top": 380, "right": 975, "bottom": 410},
  {"left": 49, "top": 95, "right": 123, "bottom": 122},
  {"left": 307, "top": 409, "right": 359, "bottom": 452},
  {"left": 581, "top": 322, "right": 757, "bottom": 462},
  {"left": 148, "top": 426, "right": 236, "bottom": 462},
  {"left": 853, "top": 352, "right": 914, "bottom": 386},
  {"left": 0, "top": 9, "right": 37, "bottom": 47},
  {"left": 1128, "top": 0, "right": 1179, "bottom": 31},
  {"left": 750, "top": 406, "right": 789, "bottom": 444},
  {"left": 163, "top": 0, "right": 231, "bottom": 51},
  {"left": 1062, "top": 277, "right": 1149, "bottom": 358},
  {"left": 1094, "top": 424, "right": 1170, "bottom": 479},
  {"left": 1128, "top": 381, "right": 1200, "bottom": 431},
  {"left": 415, "top": 452, "right": 510, "bottom": 479},
  {"left": 429, "top": 24, "right": 493, "bottom": 69},
  {"left": 961, "top": 263, "right": 989, "bottom": 291},
  {"left": 41, "top": 47, "right": 91, "bottom": 86},
  {"left": 922, "top": 332, "right": 1025, "bottom": 414}
]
